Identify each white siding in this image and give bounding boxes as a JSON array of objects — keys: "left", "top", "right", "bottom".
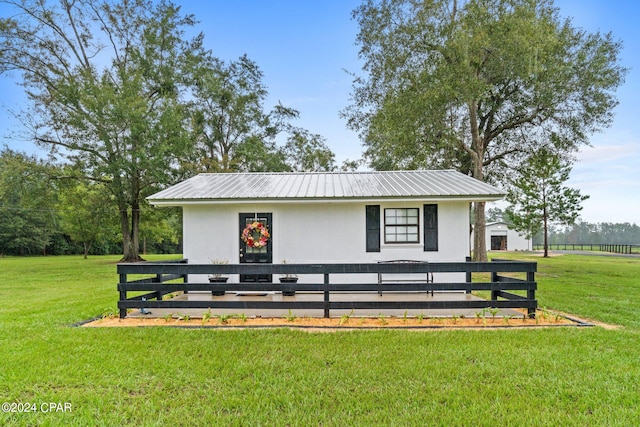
[{"left": 183, "top": 200, "right": 470, "bottom": 284}]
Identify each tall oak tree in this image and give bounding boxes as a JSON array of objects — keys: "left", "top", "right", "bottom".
[
  {"left": 0, "top": 0, "right": 205, "bottom": 261},
  {"left": 344, "top": 0, "right": 626, "bottom": 260}
]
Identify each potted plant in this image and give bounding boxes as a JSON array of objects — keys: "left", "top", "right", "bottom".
[
  {"left": 279, "top": 259, "right": 298, "bottom": 296},
  {"left": 208, "top": 259, "right": 229, "bottom": 296}
]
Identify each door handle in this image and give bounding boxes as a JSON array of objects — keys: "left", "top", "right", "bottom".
[{"left": 239, "top": 254, "right": 244, "bottom": 258}]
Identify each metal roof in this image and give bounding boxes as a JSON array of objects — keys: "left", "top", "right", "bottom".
[{"left": 147, "top": 170, "right": 505, "bottom": 204}]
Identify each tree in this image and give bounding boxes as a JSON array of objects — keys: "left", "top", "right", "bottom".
[
  {"left": 505, "top": 148, "right": 588, "bottom": 257},
  {"left": 0, "top": 148, "right": 58, "bottom": 255},
  {"left": 486, "top": 207, "right": 506, "bottom": 223},
  {"left": 344, "top": 0, "right": 626, "bottom": 260},
  {"left": 57, "top": 181, "right": 118, "bottom": 259},
  {"left": 0, "top": 0, "right": 205, "bottom": 261},
  {"left": 139, "top": 206, "right": 181, "bottom": 255},
  {"left": 283, "top": 128, "right": 336, "bottom": 172},
  {"left": 189, "top": 54, "right": 299, "bottom": 173},
  {"left": 188, "top": 54, "right": 340, "bottom": 174},
  {"left": 550, "top": 221, "right": 640, "bottom": 245}
]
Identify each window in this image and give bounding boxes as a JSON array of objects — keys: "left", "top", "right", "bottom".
[{"left": 384, "top": 208, "right": 419, "bottom": 243}]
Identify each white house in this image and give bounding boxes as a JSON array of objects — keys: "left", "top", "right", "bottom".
[
  {"left": 484, "top": 221, "right": 532, "bottom": 251},
  {"left": 147, "top": 170, "right": 505, "bottom": 283}
]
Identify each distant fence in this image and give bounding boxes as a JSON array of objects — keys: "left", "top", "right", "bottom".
[
  {"left": 117, "top": 259, "right": 537, "bottom": 319},
  {"left": 533, "top": 243, "right": 640, "bottom": 255}
]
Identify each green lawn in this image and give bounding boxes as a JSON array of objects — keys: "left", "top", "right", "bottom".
[{"left": 1, "top": 253, "right": 639, "bottom": 426}]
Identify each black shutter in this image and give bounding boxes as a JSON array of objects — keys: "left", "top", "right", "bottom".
[
  {"left": 366, "top": 205, "right": 380, "bottom": 252},
  {"left": 423, "top": 204, "right": 438, "bottom": 252}
]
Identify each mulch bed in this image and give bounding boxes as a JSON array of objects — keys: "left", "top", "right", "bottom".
[{"left": 82, "top": 309, "right": 599, "bottom": 330}]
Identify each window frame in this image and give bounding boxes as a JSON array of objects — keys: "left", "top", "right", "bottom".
[{"left": 383, "top": 207, "right": 420, "bottom": 244}]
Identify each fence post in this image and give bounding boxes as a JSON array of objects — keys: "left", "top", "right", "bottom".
[
  {"left": 155, "top": 273, "right": 164, "bottom": 301},
  {"left": 465, "top": 257, "right": 472, "bottom": 294},
  {"left": 527, "top": 271, "right": 536, "bottom": 318},
  {"left": 324, "top": 273, "right": 330, "bottom": 318},
  {"left": 119, "top": 273, "right": 127, "bottom": 319},
  {"left": 490, "top": 261, "right": 499, "bottom": 301}
]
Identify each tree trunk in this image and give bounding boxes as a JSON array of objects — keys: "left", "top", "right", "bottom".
[
  {"left": 473, "top": 201, "right": 488, "bottom": 261},
  {"left": 467, "top": 101, "right": 488, "bottom": 262},
  {"left": 119, "top": 201, "right": 143, "bottom": 262},
  {"left": 470, "top": 162, "right": 488, "bottom": 261},
  {"left": 543, "top": 205, "right": 549, "bottom": 258}
]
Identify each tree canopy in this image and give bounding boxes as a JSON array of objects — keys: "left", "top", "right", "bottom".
[
  {"left": 282, "top": 128, "right": 336, "bottom": 172},
  {"left": 1, "top": 0, "right": 340, "bottom": 260},
  {"left": 344, "top": 0, "right": 626, "bottom": 260},
  {"left": 189, "top": 54, "right": 299, "bottom": 173},
  {"left": 0, "top": 148, "right": 182, "bottom": 257},
  {"left": 188, "top": 54, "right": 338, "bottom": 173},
  {"left": 547, "top": 221, "right": 640, "bottom": 245},
  {"left": 0, "top": 148, "right": 57, "bottom": 255},
  {"left": 0, "top": 0, "right": 206, "bottom": 261},
  {"left": 57, "top": 181, "right": 118, "bottom": 259}
]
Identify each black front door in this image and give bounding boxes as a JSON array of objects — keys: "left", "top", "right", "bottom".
[{"left": 239, "top": 213, "right": 273, "bottom": 282}]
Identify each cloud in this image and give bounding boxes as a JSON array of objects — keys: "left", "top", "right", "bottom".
[
  {"left": 563, "top": 138, "right": 640, "bottom": 222},
  {"left": 576, "top": 142, "right": 638, "bottom": 164}
]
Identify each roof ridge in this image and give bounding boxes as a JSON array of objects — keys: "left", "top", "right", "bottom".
[{"left": 198, "top": 169, "right": 455, "bottom": 176}]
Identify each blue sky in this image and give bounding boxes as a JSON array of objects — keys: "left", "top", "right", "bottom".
[{"left": 1, "top": 0, "right": 638, "bottom": 224}]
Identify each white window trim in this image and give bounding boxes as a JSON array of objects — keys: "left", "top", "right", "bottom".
[{"left": 383, "top": 207, "right": 420, "bottom": 244}]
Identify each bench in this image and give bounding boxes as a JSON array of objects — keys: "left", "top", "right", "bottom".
[{"left": 377, "top": 260, "right": 434, "bottom": 296}]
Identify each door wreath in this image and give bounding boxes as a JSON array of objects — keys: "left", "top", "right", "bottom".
[{"left": 241, "top": 221, "right": 270, "bottom": 248}]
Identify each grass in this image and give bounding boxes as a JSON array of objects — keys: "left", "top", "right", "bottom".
[
  {"left": 1, "top": 253, "right": 640, "bottom": 425},
  {"left": 490, "top": 251, "right": 640, "bottom": 328}
]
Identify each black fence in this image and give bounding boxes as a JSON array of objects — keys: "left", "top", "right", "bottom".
[
  {"left": 117, "top": 259, "right": 537, "bottom": 319},
  {"left": 533, "top": 243, "right": 640, "bottom": 254}
]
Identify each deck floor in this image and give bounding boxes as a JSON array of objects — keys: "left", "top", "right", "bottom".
[{"left": 127, "top": 291, "right": 524, "bottom": 319}]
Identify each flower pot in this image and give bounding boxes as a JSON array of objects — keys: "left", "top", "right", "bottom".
[
  {"left": 279, "top": 277, "right": 298, "bottom": 296},
  {"left": 209, "top": 277, "right": 228, "bottom": 296}
]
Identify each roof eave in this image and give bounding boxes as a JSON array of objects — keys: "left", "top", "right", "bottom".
[{"left": 148, "top": 194, "right": 506, "bottom": 206}]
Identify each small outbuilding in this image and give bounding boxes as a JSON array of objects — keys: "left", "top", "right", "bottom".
[
  {"left": 484, "top": 221, "right": 532, "bottom": 251},
  {"left": 148, "top": 170, "right": 505, "bottom": 283}
]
